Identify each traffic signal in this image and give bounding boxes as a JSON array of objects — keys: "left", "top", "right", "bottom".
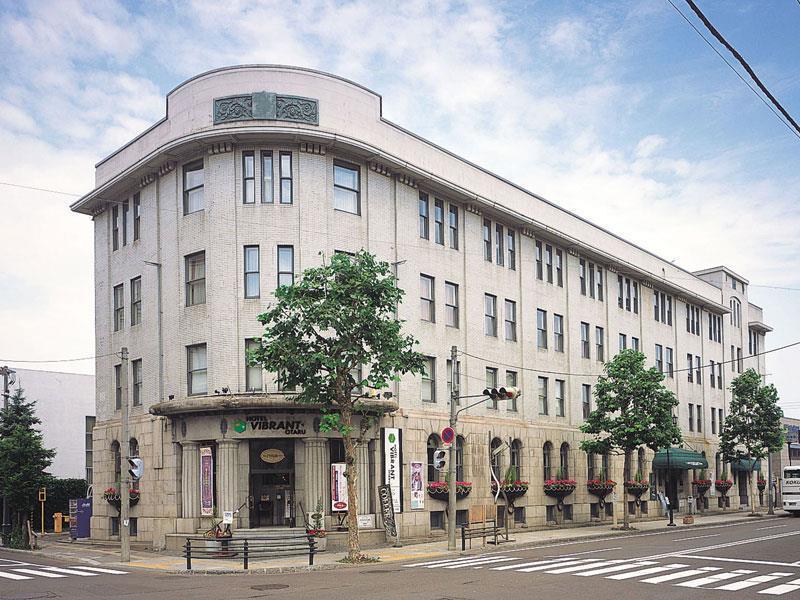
[
  {"left": 433, "top": 449, "right": 446, "bottom": 470},
  {"left": 483, "top": 387, "right": 522, "bottom": 400},
  {"left": 128, "top": 457, "right": 144, "bottom": 480}
]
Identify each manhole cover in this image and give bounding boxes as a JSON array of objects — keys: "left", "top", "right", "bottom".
[{"left": 251, "top": 584, "right": 290, "bottom": 591}]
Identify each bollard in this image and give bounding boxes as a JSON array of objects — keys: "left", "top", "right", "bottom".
[
  {"left": 243, "top": 539, "right": 249, "bottom": 570},
  {"left": 185, "top": 539, "right": 191, "bottom": 570}
]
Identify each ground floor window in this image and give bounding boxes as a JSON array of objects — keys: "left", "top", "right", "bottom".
[
  {"left": 110, "top": 517, "right": 137, "bottom": 537},
  {"left": 514, "top": 506, "right": 525, "bottom": 524},
  {"left": 456, "top": 509, "right": 468, "bottom": 528},
  {"left": 430, "top": 511, "right": 444, "bottom": 530},
  {"left": 562, "top": 504, "right": 573, "bottom": 521}
]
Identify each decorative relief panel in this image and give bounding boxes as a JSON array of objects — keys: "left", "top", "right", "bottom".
[
  {"left": 275, "top": 95, "right": 319, "bottom": 124},
  {"left": 214, "top": 95, "right": 253, "bottom": 123},
  {"left": 213, "top": 92, "right": 319, "bottom": 126}
]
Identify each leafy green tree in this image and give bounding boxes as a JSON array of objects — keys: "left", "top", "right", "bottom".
[
  {"left": 249, "top": 251, "right": 426, "bottom": 561},
  {"left": 580, "top": 350, "right": 681, "bottom": 529},
  {"left": 720, "top": 368, "right": 783, "bottom": 515},
  {"left": 0, "top": 388, "right": 55, "bottom": 547}
]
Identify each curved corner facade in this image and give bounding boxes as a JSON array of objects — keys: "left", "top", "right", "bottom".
[{"left": 73, "top": 65, "right": 771, "bottom": 550}]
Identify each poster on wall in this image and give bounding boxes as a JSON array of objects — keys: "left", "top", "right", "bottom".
[
  {"left": 200, "top": 446, "right": 214, "bottom": 517},
  {"left": 382, "top": 427, "right": 403, "bottom": 514},
  {"left": 331, "top": 463, "right": 349, "bottom": 512},
  {"left": 410, "top": 460, "right": 424, "bottom": 510}
]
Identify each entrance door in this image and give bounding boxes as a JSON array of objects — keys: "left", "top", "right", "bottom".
[
  {"left": 249, "top": 439, "right": 295, "bottom": 527},
  {"left": 666, "top": 470, "right": 679, "bottom": 511},
  {"left": 738, "top": 471, "right": 749, "bottom": 507}
]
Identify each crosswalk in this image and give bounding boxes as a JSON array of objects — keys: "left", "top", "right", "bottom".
[
  {"left": 403, "top": 555, "right": 800, "bottom": 595},
  {"left": 0, "top": 559, "right": 128, "bottom": 581}
]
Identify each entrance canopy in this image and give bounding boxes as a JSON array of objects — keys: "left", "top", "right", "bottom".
[
  {"left": 652, "top": 448, "right": 708, "bottom": 470},
  {"left": 730, "top": 458, "right": 762, "bottom": 472}
]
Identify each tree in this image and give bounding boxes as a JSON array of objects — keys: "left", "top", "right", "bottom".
[
  {"left": 579, "top": 350, "right": 681, "bottom": 529},
  {"left": 249, "top": 251, "right": 426, "bottom": 561},
  {"left": 720, "top": 368, "right": 783, "bottom": 516},
  {"left": 0, "top": 388, "right": 55, "bottom": 547}
]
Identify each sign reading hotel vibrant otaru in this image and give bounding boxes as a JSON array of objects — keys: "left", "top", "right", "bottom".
[
  {"left": 200, "top": 446, "right": 214, "bottom": 517},
  {"left": 331, "top": 463, "right": 349, "bottom": 512},
  {"left": 382, "top": 427, "right": 403, "bottom": 514},
  {"left": 239, "top": 416, "right": 306, "bottom": 434}
]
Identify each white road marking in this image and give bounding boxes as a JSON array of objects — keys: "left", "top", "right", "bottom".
[
  {"left": 404, "top": 555, "right": 508, "bottom": 568},
  {"left": 673, "top": 534, "right": 720, "bottom": 542},
  {"left": 573, "top": 561, "right": 658, "bottom": 577},
  {"left": 607, "top": 564, "right": 689, "bottom": 580},
  {"left": 675, "top": 568, "right": 756, "bottom": 588},
  {"left": 759, "top": 577, "right": 800, "bottom": 595},
  {"left": 641, "top": 566, "right": 720, "bottom": 584},
  {"left": 550, "top": 547, "right": 623, "bottom": 557},
  {"left": 757, "top": 525, "right": 788, "bottom": 531},
  {"left": 678, "top": 555, "right": 799, "bottom": 567},
  {"left": 0, "top": 571, "right": 31, "bottom": 580},
  {"left": 41, "top": 566, "right": 100, "bottom": 576},
  {"left": 12, "top": 568, "right": 67, "bottom": 578},
  {"left": 642, "top": 529, "right": 800, "bottom": 561},
  {"left": 545, "top": 559, "right": 625, "bottom": 574},
  {"left": 443, "top": 557, "right": 516, "bottom": 569},
  {"left": 517, "top": 558, "right": 600, "bottom": 573},
  {"left": 715, "top": 572, "right": 794, "bottom": 591},
  {"left": 69, "top": 566, "right": 129, "bottom": 575},
  {"left": 490, "top": 557, "right": 577, "bottom": 571}
]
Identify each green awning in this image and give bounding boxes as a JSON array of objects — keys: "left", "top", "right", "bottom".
[
  {"left": 731, "top": 458, "right": 762, "bottom": 472},
  {"left": 652, "top": 448, "right": 708, "bottom": 470}
]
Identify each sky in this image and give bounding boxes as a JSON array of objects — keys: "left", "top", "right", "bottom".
[{"left": 0, "top": 0, "right": 798, "bottom": 414}]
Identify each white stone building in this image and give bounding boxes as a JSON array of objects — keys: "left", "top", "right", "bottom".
[{"left": 71, "top": 65, "right": 772, "bottom": 550}]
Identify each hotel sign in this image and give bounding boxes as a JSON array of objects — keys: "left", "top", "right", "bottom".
[
  {"left": 382, "top": 427, "right": 403, "bottom": 514},
  {"left": 232, "top": 416, "right": 307, "bottom": 436}
]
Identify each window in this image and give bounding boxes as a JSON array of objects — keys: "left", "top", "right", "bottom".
[
  {"left": 486, "top": 368, "right": 498, "bottom": 409},
  {"left": 695, "top": 355, "right": 702, "bottom": 384},
  {"left": 687, "top": 354, "right": 694, "bottom": 383},
  {"left": 560, "top": 443, "right": 570, "bottom": 478},
  {"left": 686, "top": 304, "right": 701, "bottom": 336},
  {"left": 448, "top": 205, "right": 459, "bottom": 249},
  {"left": 504, "top": 299, "right": 517, "bottom": 341},
  {"left": 579, "top": 259, "right": 587, "bottom": 295},
  {"left": 633, "top": 282, "right": 639, "bottom": 313},
  {"left": 737, "top": 347, "right": 742, "bottom": 373},
  {"left": 596, "top": 266, "right": 604, "bottom": 301},
  {"left": 510, "top": 439, "right": 522, "bottom": 478},
  {"left": 697, "top": 404, "right": 702, "bottom": 433},
  {"left": 427, "top": 434, "right": 441, "bottom": 483},
  {"left": 711, "top": 407, "right": 717, "bottom": 434},
  {"left": 543, "top": 442, "right": 553, "bottom": 481},
  {"left": 631, "top": 337, "right": 639, "bottom": 352},
  {"left": 495, "top": 223, "right": 504, "bottom": 265},
  {"left": 242, "top": 151, "right": 255, "bottom": 204},
  {"left": 555, "top": 379, "right": 565, "bottom": 417},
  {"left": 483, "top": 219, "right": 491, "bottom": 261},
  {"left": 655, "top": 344, "right": 663, "bottom": 372},
  {"left": 586, "top": 451, "right": 596, "bottom": 480},
  {"left": 111, "top": 440, "right": 121, "bottom": 483},
  {"left": 654, "top": 290, "right": 672, "bottom": 325},
  {"left": 113, "top": 284, "right": 124, "bottom": 331},
  {"left": 277, "top": 245, "right": 294, "bottom": 287},
  {"left": 122, "top": 200, "right": 128, "bottom": 246},
  {"left": 433, "top": 199, "right": 444, "bottom": 244},
  {"left": 491, "top": 437, "right": 504, "bottom": 479},
  {"left": 710, "top": 360, "right": 716, "bottom": 388},
  {"left": 133, "top": 193, "right": 140, "bottom": 241},
  {"left": 545, "top": 244, "right": 553, "bottom": 283},
  {"left": 279, "top": 152, "right": 292, "bottom": 204},
  {"left": 618, "top": 276, "right": 624, "bottom": 308},
  {"left": 244, "top": 246, "right": 260, "bottom": 298},
  {"left": 581, "top": 322, "right": 590, "bottom": 358},
  {"left": 717, "top": 362, "right": 722, "bottom": 388},
  {"left": 537, "top": 309, "right": 547, "bottom": 349},
  {"left": 419, "top": 193, "right": 430, "bottom": 239},
  {"left": 484, "top": 294, "right": 497, "bottom": 336},
  {"left": 582, "top": 384, "right": 591, "bottom": 419},
  {"left": 114, "top": 364, "right": 122, "bottom": 410},
  {"left": 421, "top": 357, "right": 435, "bottom": 403},
  {"left": 261, "top": 151, "right": 274, "bottom": 203},
  {"left": 185, "top": 252, "right": 206, "bottom": 306},
  {"left": 595, "top": 326, "right": 604, "bottom": 362},
  {"left": 506, "top": 371, "right": 518, "bottom": 411},
  {"left": 555, "top": 249, "right": 563, "bottom": 287},
  {"left": 112, "top": 205, "right": 119, "bottom": 251},
  {"left": 187, "top": 344, "right": 207, "bottom": 396},
  {"left": 85, "top": 416, "right": 95, "bottom": 484},
  {"left": 637, "top": 448, "right": 645, "bottom": 479},
  {"left": 183, "top": 160, "right": 204, "bottom": 214},
  {"left": 130, "top": 277, "right": 141, "bottom": 326},
  {"left": 333, "top": 163, "right": 360, "bottom": 214},
  {"left": 619, "top": 333, "right": 627, "bottom": 352},
  {"left": 132, "top": 359, "right": 142, "bottom": 406},
  {"left": 456, "top": 436, "right": 465, "bottom": 481},
  {"left": 535, "top": 241, "right": 543, "bottom": 280},
  {"left": 507, "top": 229, "right": 515, "bottom": 269},
  {"left": 730, "top": 298, "right": 741, "bottom": 327},
  {"left": 589, "top": 261, "right": 595, "bottom": 299},
  {"left": 709, "top": 313, "right": 722, "bottom": 342},
  {"left": 554, "top": 314, "right": 564, "bottom": 352},
  {"left": 245, "top": 339, "right": 263, "bottom": 391},
  {"left": 538, "top": 376, "right": 548, "bottom": 415},
  {"left": 731, "top": 345, "right": 735, "bottom": 372},
  {"left": 666, "top": 347, "right": 674, "bottom": 378},
  {"left": 420, "top": 275, "right": 435, "bottom": 322},
  {"left": 445, "top": 282, "right": 458, "bottom": 327},
  {"left": 689, "top": 403, "right": 694, "bottom": 431}
]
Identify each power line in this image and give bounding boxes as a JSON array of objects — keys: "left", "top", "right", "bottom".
[
  {"left": 0, "top": 181, "right": 82, "bottom": 197},
  {"left": 0, "top": 352, "right": 118, "bottom": 364}
]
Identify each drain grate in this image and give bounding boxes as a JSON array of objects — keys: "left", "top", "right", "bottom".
[{"left": 251, "top": 584, "right": 290, "bottom": 591}]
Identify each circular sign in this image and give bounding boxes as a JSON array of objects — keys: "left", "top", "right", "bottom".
[
  {"left": 333, "top": 501, "right": 347, "bottom": 510},
  {"left": 233, "top": 419, "right": 247, "bottom": 433},
  {"left": 260, "top": 448, "right": 285, "bottom": 464},
  {"left": 441, "top": 427, "right": 455, "bottom": 444}
]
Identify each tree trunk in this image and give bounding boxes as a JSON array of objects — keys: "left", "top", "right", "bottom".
[
  {"left": 340, "top": 406, "right": 361, "bottom": 561},
  {"left": 622, "top": 451, "right": 631, "bottom": 529},
  {"left": 750, "top": 465, "right": 758, "bottom": 515}
]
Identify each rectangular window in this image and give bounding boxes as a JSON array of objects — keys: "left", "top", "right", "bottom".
[
  {"left": 731, "top": 344, "right": 735, "bottom": 372},
  {"left": 132, "top": 359, "right": 142, "bottom": 406},
  {"left": 507, "top": 229, "right": 515, "bottom": 270},
  {"left": 632, "top": 337, "right": 640, "bottom": 351},
  {"left": 483, "top": 219, "right": 491, "bottom": 261},
  {"left": 113, "top": 284, "right": 124, "bottom": 331},
  {"left": 486, "top": 367, "right": 498, "bottom": 409},
  {"left": 433, "top": 199, "right": 444, "bottom": 244},
  {"left": 581, "top": 322, "right": 590, "bottom": 359},
  {"left": 122, "top": 200, "right": 128, "bottom": 246},
  {"left": 245, "top": 339, "right": 263, "bottom": 391},
  {"left": 619, "top": 333, "right": 627, "bottom": 351},
  {"left": 506, "top": 371, "right": 518, "bottom": 412},
  {"left": 535, "top": 241, "right": 543, "bottom": 280},
  {"left": 538, "top": 376, "right": 548, "bottom": 415},
  {"left": 185, "top": 251, "right": 206, "bottom": 306},
  {"left": 187, "top": 344, "right": 207, "bottom": 396},
  {"left": 589, "top": 262, "right": 596, "bottom": 299},
  {"left": 596, "top": 266, "right": 604, "bottom": 301},
  {"left": 710, "top": 360, "right": 716, "bottom": 388},
  {"left": 420, "top": 275, "right": 435, "bottom": 322},
  {"left": 504, "top": 299, "right": 517, "bottom": 342},
  {"left": 114, "top": 364, "right": 122, "bottom": 410},
  {"left": 333, "top": 163, "right": 360, "bottom": 214},
  {"left": 687, "top": 354, "right": 694, "bottom": 383},
  {"left": 712, "top": 407, "right": 717, "bottom": 434},
  {"left": 582, "top": 384, "right": 591, "bottom": 419},
  {"left": 495, "top": 223, "right": 504, "bottom": 265},
  {"left": 445, "top": 281, "right": 459, "bottom": 328},
  {"left": 737, "top": 347, "right": 743, "bottom": 372},
  {"left": 419, "top": 193, "right": 430, "bottom": 239},
  {"left": 421, "top": 357, "right": 435, "bottom": 403},
  {"left": 554, "top": 314, "right": 564, "bottom": 352},
  {"left": 183, "top": 160, "right": 204, "bottom": 214},
  {"left": 655, "top": 344, "right": 663, "bottom": 372},
  {"left": 112, "top": 205, "right": 119, "bottom": 251},
  {"left": 555, "top": 379, "right": 565, "bottom": 417},
  {"left": 448, "top": 205, "right": 459, "bottom": 249},
  {"left": 666, "top": 347, "right": 674, "bottom": 378},
  {"left": 279, "top": 152, "right": 292, "bottom": 204},
  {"left": 133, "top": 193, "right": 140, "bottom": 241},
  {"left": 717, "top": 362, "right": 722, "bottom": 388},
  {"left": 697, "top": 407, "right": 703, "bottom": 434},
  {"left": 695, "top": 355, "right": 702, "bottom": 384},
  {"left": 618, "top": 275, "right": 624, "bottom": 309},
  {"left": 654, "top": 290, "right": 659, "bottom": 321},
  {"left": 545, "top": 244, "right": 553, "bottom": 283},
  {"left": 689, "top": 403, "right": 694, "bottom": 431},
  {"left": 242, "top": 151, "right": 255, "bottom": 204},
  {"left": 484, "top": 294, "right": 497, "bottom": 337},
  {"left": 555, "top": 249, "right": 563, "bottom": 287},
  {"left": 596, "top": 326, "right": 604, "bottom": 362},
  {"left": 579, "top": 259, "right": 587, "bottom": 295},
  {"left": 537, "top": 309, "right": 548, "bottom": 349},
  {"left": 130, "top": 277, "right": 141, "bottom": 326},
  {"left": 633, "top": 282, "right": 639, "bottom": 314},
  {"left": 277, "top": 245, "right": 294, "bottom": 287},
  {"left": 261, "top": 151, "right": 274, "bottom": 203},
  {"left": 244, "top": 245, "right": 260, "bottom": 298}
]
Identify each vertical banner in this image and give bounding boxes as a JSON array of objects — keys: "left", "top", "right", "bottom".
[
  {"left": 378, "top": 484, "right": 398, "bottom": 540},
  {"left": 382, "top": 427, "right": 403, "bottom": 513},
  {"left": 200, "top": 446, "right": 214, "bottom": 517},
  {"left": 331, "top": 463, "right": 349, "bottom": 512},
  {"left": 410, "top": 460, "right": 424, "bottom": 510}
]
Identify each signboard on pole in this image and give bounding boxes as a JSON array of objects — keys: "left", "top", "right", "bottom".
[
  {"left": 378, "top": 484, "right": 397, "bottom": 540},
  {"left": 382, "top": 428, "right": 403, "bottom": 513},
  {"left": 331, "top": 463, "right": 349, "bottom": 512},
  {"left": 410, "top": 460, "right": 424, "bottom": 510},
  {"left": 200, "top": 446, "right": 214, "bottom": 517}
]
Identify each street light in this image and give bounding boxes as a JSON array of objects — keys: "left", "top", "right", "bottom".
[{"left": 667, "top": 414, "right": 678, "bottom": 527}]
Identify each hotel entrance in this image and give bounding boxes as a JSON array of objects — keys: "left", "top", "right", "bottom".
[{"left": 249, "top": 439, "right": 296, "bottom": 527}]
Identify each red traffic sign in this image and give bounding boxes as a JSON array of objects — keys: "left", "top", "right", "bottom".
[{"left": 441, "top": 427, "right": 455, "bottom": 445}]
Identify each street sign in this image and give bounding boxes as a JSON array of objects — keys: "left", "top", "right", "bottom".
[{"left": 441, "top": 427, "right": 455, "bottom": 445}]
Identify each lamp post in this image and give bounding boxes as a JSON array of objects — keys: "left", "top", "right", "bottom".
[{"left": 667, "top": 414, "right": 678, "bottom": 527}]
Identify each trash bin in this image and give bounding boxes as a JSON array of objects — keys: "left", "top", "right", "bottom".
[{"left": 53, "top": 513, "right": 63, "bottom": 534}]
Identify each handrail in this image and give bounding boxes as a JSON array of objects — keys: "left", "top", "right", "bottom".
[{"left": 183, "top": 534, "right": 316, "bottom": 570}]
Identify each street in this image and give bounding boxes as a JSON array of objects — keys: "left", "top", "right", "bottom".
[{"left": 2, "top": 517, "right": 800, "bottom": 599}]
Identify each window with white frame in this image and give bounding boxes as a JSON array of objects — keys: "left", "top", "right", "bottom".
[
  {"left": 421, "top": 358, "right": 436, "bottom": 403},
  {"left": 483, "top": 219, "right": 491, "bottom": 261},
  {"left": 655, "top": 344, "right": 663, "bottom": 372},
  {"left": 185, "top": 252, "right": 206, "bottom": 306},
  {"left": 445, "top": 281, "right": 458, "bottom": 327},
  {"left": 484, "top": 294, "right": 497, "bottom": 336},
  {"left": 433, "top": 199, "right": 444, "bottom": 244},
  {"left": 595, "top": 326, "right": 604, "bottom": 361},
  {"left": 242, "top": 151, "right": 255, "bottom": 204},
  {"left": 183, "top": 160, "right": 204, "bottom": 214},
  {"left": 581, "top": 322, "right": 590, "bottom": 358},
  {"left": 535, "top": 241, "right": 543, "bottom": 280},
  {"left": 112, "top": 205, "right": 119, "bottom": 251},
  {"left": 114, "top": 364, "right": 122, "bottom": 410},
  {"left": 507, "top": 229, "right": 515, "bottom": 269},
  {"left": 495, "top": 223, "right": 504, "bottom": 265},
  {"left": 555, "top": 249, "right": 563, "bottom": 287},
  {"left": 333, "top": 162, "right": 360, "bottom": 214},
  {"left": 420, "top": 275, "right": 435, "bottom": 322},
  {"left": 277, "top": 245, "right": 294, "bottom": 287},
  {"left": 419, "top": 193, "right": 430, "bottom": 239},
  {"left": 666, "top": 347, "right": 674, "bottom": 377},
  {"left": 554, "top": 314, "right": 564, "bottom": 352},
  {"left": 113, "top": 284, "right": 124, "bottom": 331},
  {"left": 504, "top": 299, "right": 517, "bottom": 342},
  {"left": 261, "top": 151, "right": 274, "bottom": 203},
  {"left": 245, "top": 338, "right": 263, "bottom": 391},
  {"left": 538, "top": 376, "right": 548, "bottom": 415},
  {"left": 486, "top": 367, "right": 498, "bottom": 409},
  {"left": 130, "top": 277, "right": 141, "bottom": 326},
  {"left": 244, "top": 245, "right": 260, "bottom": 298},
  {"left": 132, "top": 359, "right": 142, "bottom": 406},
  {"left": 537, "top": 309, "right": 547, "bottom": 349},
  {"left": 582, "top": 384, "right": 591, "bottom": 419},
  {"left": 506, "top": 371, "right": 518, "bottom": 412},
  {"left": 448, "top": 204, "right": 459, "bottom": 249},
  {"left": 133, "top": 193, "right": 140, "bottom": 241},
  {"left": 187, "top": 343, "right": 207, "bottom": 396},
  {"left": 279, "top": 152, "right": 293, "bottom": 204},
  {"left": 555, "top": 379, "right": 565, "bottom": 417}
]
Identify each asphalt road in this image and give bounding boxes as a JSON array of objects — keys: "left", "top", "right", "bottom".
[{"left": 2, "top": 516, "right": 800, "bottom": 599}]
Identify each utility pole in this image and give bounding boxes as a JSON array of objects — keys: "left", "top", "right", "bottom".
[
  {"left": 119, "top": 348, "right": 130, "bottom": 562},
  {"left": 447, "top": 346, "right": 458, "bottom": 551},
  {"left": 767, "top": 451, "right": 774, "bottom": 515},
  {"left": 0, "top": 365, "right": 15, "bottom": 545}
]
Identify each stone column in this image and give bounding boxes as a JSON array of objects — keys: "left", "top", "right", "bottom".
[
  {"left": 216, "top": 439, "right": 240, "bottom": 522},
  {"left": 303, "top": 438, "right": 328, "bottom": 518},
  {"left": 181, "top": 442, "right": 200, "bottom": 519},
  {"left": 356, "top": 442, "right": 372, "bottom": 514}
]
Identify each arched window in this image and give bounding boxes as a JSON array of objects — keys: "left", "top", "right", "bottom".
[
  {"left": 427, "top": 434, "right": 441, "bottom": 483},
  {"left": 587, "top": 452, "right": 596, "bottom": 480},
  {"left": 637, "top": 448, "right": 646, "bottom": 480},
  {"left": 559, "top": 443, "right": 570, "bottom": 479},
  {"left": 730, "top": 298, "right": 741, "bottom": 327},
  {"left": 601, "top": 452, "right": 610, "bottom": 481},
  {"left": 111, "top": 440, "right": 121, "bottom": 484},
  {"left": 129, "top": 437, "right": 139, "bottom": 458},
  {"left": 456, "top": 435, "right": 465, "bottom": 482},
  {"left": 490, "top": 437, "right": 504, "bottom": 480},
  {"left": 543, "top": 441, "right": 553, "bottom": 481},
  {"left": 509, "top": 439, "right": 522, "bottom": 481}
]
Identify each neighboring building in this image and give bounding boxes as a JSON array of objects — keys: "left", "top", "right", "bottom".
[
  {"left": 6, "top": 369, "right": 95, "bottom": 481},
  {"left": 70, "top": 65, "right": 772, "bottom": 550}
]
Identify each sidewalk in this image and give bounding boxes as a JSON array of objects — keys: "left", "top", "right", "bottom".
[{"left": 13, "top": 510, "right": 783, "bottom": 574}]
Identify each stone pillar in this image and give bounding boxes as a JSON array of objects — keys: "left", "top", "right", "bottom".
[
  {"left": 216, "top": 440, "right": 240, "bottom": 523},
  {"left": 181, "top": 442, "right": 200, "bottom": 519},
  {"left": 356, "top": 442, "right": 371, "bottom": 514},
  {"left": 303, "top": 438, "right": 328, "bottom": 518}
]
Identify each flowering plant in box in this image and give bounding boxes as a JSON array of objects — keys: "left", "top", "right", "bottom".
[
  {"left": 427, "top": 481, "right": 472, "bottom": 500},
  {"left": 624, "top": 480, "right": 650, "bottom": 497},
  {"left": 757, "top": 476, "right": 767, "bottom": 492},
  {"left": 543, "top": 478, "right": 577, "bottom": 500},
  {"left": 715, "top": 478, "right": 733, "bottom": 494}
]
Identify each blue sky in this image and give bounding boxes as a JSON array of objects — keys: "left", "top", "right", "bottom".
[{"left": 0, "top": 0, "right": 798, "bottom": 414}]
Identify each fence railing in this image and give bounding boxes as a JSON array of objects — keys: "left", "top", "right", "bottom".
[{"left": 183, "top": 533, "right": 316, "bottom": 570}]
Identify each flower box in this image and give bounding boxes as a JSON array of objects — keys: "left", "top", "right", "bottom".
[
  {"left": 715, "top": 479, "right": 733, "bottom": 495},
  {"left": 102, "top": 487, "right": 140, "bottom": 511},
  {"left": 491, "top": 481, "right": 529, "bottom": 502},
  {"left": 427, "top": 482, "right": 472, "bottom": 501},
  {"left": 543, "top": 479, "right": 577, "bottom": 501},
  {"left": 757, "top": 479, "right": 767, "bottom": 492},
  {"left": 692, "top": 479, "right": 712, "bottom": 496},
  {"left": 624, "top": 481, "right": 650, "bottom": 499},
  {"left": 587, "top": 479, "right": 616, "bottom": 505}
]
